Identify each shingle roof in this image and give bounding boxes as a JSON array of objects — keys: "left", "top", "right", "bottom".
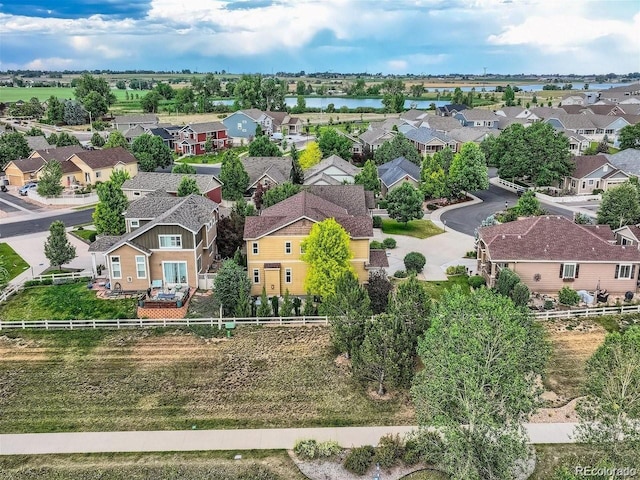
[
  {"left": 244, "top": 190, "right": 372, "bottom": 239},
  {"left": 606, "top": 149, "right": 640, "bottom": 175},
  {"left": 496, "top": 106, "right": 526, "bottom": 117},
  {"left": 437, "top": 104, "right": 467, "bottom": 114},
  {"left": 377, "top": 156, "right": 420, "bottom": 188},
  {"left": 419, "top": 115, "right": 462, "bottom": 132},
  {"left": 241, "top": 156, "right": 292, "bottom": 187},
  {"left": 26, "top": 136, "right": 51, "bottom": 151},
  {"left": 123, "top": 125, "right": 146, "bottom": 139},
  {"left": 359, "top": 128, "right": 393, "bottom": 146},
  {"left": 185, "top": 122, "right": 226, "bottom": 134},
  {"left": 240, "top": 109, "right": 265, "bottom": 121},
  {"left": 559, "top": 105, "right": 585, "bottom": 115},
  {"left": 404, "top": 127, "right": 453, "bottom": 145},
  {"left": 400, "top": 109, "right": 427, "bottom": 122},
  {"left": 457, "top": 109, "right": 499, "bottom": 121},
  {"left": 497, "top": 117, "right": 529, "bottom": 130},
  {"left": 546, "top": 113, "right": 597, "bottom": 129},
  {"left": 447, "top": 127, "right": 491, "bottom": 143},
  {"left": 305, "top": 184, "right": 371, "bottom": 216},
  {"left": 304, "top": 155, "right": 360, "bottom": 180},
  {"left": 88, "top": 235, "right": 122, "bottom": 253},
  {"left": 570, "top": 155, "right": 610, "bottom": 179},
  {"left": 35, "top": 145, "right": 84, "bottom": 161},
  {"left": 147, "top": 127, "right": 174, "bottom": 141},
  {"left": 7, "top": 156, "right": 45, "bottom": 173},
  {"left": 479, "top": 216, "right": 640, "bottom": 262},
  {"left": 368, "top": 249, "right": 389, "bottom": 268},
  {"left": 121, "top": 172, "right": 222, "bottom": 194},
  {"left": 71, "top": 147, "right": 137, "bottom": 169},
  {"left": 369, "top": 118, "right": 408, "bottom": 132}
]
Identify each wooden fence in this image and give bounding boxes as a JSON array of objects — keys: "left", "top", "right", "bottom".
[
  {"left": 0, "top": 316, "right": 330, "bottom": 331},
  {"left": 533, "top": 304, "right": 640, "bottom": 320}
]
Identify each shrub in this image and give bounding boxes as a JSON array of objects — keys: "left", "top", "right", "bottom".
[
  {"left": 393, "top": 270, "right": 408, "bottom": 278},
  {"left": 544, "top": 299, "right": 555, "bottom": 310},
  {"left": 344, "top": 445, "right": 375, "bottom": 475},
  {"left": 23, "top": 280, "right": 42, "bottom": 287},
  {"left": 404, "top": 252, "right": 426, "bottom": 273},
  {"left": 382, "top": 238, "right": 396, "bottom": 249},
  {"left": 511, "top": 282, "right": 530, "bottom": 307},
  {"left": 317, "top": 440, "right": 341, "bottom": 458},
  {"left": 370, "top": 240, "right": 384, "bottom": 249},
  {"left": 294, "top": 439, "right": 318, "bottom": 460},
  {"left": 404, "top": 431, "right": 445, "bottom": 466},
  {"left": 464, "top": 250, "right": 477, "bottom": 258},
  {"left": 558, "top": 286, "right": 580, "bottom": 306},
  {"left": 372, "top": 216, "right": 383, "bottom": 228},
  {"left": 378, "top": 199, "right": 388, "bottom": 209},
  {"left": 495, "top": 268, "right": 520, "bottom": 297},
  {"left": 426, "top": 203, "right": 439, "bottom": 211},
  {"left": 592, "top": 188, "right": 604, "bottom": 195},
  {"left": 445, "top": 265, "right": 467, "bottom": 276},
  {"left": 468, "top": 275, "right": 486, "bottom": 289},
  {"left": 374, "top": 434, "right": 404, "bottom": 469},
  {"left": 76, "top": 226, "right": 84, "bottom": 231},
  {"left": 88, "top": 232, "right": 97, "bottom": 242}
]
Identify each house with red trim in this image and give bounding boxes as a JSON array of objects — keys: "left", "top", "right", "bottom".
[{"left": 175, "top": 122, "right": 229, "bottom": 155}]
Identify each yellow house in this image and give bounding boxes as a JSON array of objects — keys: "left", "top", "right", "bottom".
[
  {"left": 65, "top": 147, "right": 138, "bottom": 185},
  {"left": 243, "top": 185, "right": 387, "bottom": 296},
  {"left": 4, "top": 145, "right": 84, "bottom": 186}
]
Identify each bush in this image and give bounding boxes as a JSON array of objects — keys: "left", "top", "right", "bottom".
[
  {"left": 445, "top": 265, "right": 467, "bottom": 276},
  {"left": 393, "top": 270, "right": 408, "bottom": 278},
  {"left": 404, "top": 431, "right": 445, "bottom": 466},
  {"left": 495, "top": 268, "right": 520, "bottom": 297},
  {"left": 378, "top": 199, "right": 388, "bottom": 209},
  {"left": 464, "top": 250, "right": 477, "bottom": 258},
  {"left": 344, "top": 445, "right": 375, "bottom": 475},
  {"left": 544, "top": 299, "right": 555, "bottom": 310},
  {"left": 592, "top": 188, "right": 604, "bottom": 195},
  {"left": 88, "top": 232, "right": 97, "bottom": 242},
  {"left": 382, "top": 238, "right": 396, "bottom": 249},
  {"left": 558, "top": 286, "right": 580, "bottom": 306},
  {"left": 511, "top": 282, "right": 530, "bottom": 307},
  {"left": 294, "top": 439, "right": 318, "bottom": 460},
  {"left": 372, "top": 216, "right": 383, "bottom": 228},
  {"left": 76, "top": 226, "right": 84, "bottom": 231},
  {"left": 374, "top": 434, "right": 404, "bottom": 469},
  {"left": 317, "top": 440, "right": 341, "bottom": 458},
  {"left": 404, "top": 252, "right": 426, "bottom": 273},
  {"left": 370, "top": 240, "right": 384, "bottom": 249},
  {"left": 468, "top": 275, "right": 486, "bottom": 289}
]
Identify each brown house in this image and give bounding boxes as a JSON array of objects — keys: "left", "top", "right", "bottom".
[
  {"left": 89, "top": 192, "right": 218, "bottom": 291},
  {"left": 561, "top": 155, "right": 629, "bottom": 195},
  {"left": 477, "top": 216, "right": 640, "bottom": 296}
]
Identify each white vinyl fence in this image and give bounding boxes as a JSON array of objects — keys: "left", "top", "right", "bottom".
[{"left": 533, "top": 304, "right": 640, "bottom": 320}]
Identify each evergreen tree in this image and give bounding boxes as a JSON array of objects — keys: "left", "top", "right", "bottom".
[
  {"left": 92, "top": 181, "right": 128, "bottom": 235},
  {"left": 257, "top": 286, "right": 272, "bottom": 317},
  {"left": 354, "top": 159, "right": 380, "bottom": 195},
  {"left": 281, "top": 289, "right": 294, "bottom": 317},
  {"left": 44, "top": 221, "right": 77, "bottom": 271},
  {"left": 214, "top": 259, "right": 251, "bottom": 316}
]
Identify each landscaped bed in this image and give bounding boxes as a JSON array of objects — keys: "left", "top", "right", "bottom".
[
  {"left": 381, "top": 219, "right": 444, "bottom": 239},
  {"left": 0, "top": 242, "right": 30, "bottom": 283}
]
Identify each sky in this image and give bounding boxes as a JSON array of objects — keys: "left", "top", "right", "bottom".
[{"left": 0, "top": 0, "right": 639, "bottom": 75}]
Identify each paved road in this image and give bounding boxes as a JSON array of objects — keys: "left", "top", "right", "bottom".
[
  {"left": 157, "top": 164, "right": 221, "bottom": 176},
  {"left": 441, "top": 184, "right": 573, "bottom": 236},
  {"left": 0, "top": 191, "right": 42, "bottom": 211},
  {"left": 0, "top": 423, "right": 577, "bottom": 455},
  {"left": 0, "top": 209, "right": 94, "bottom": 238}
]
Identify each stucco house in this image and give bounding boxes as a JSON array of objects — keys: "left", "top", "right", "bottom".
[
  {"left": 404, "top": 127, "right": 457, "bottom": 155},
  {"left": 66, "top": 147, "right": 139, "bottom": 185},
  {"left": 561, "top": 155, "right": 629, "bottom": 194},
  {"left": 378, "top": 156, "right": 421, "bottom": 196},
  {"left": 89, "top": 192, "right": 219, "bottom": 291},
  {"left": 3, "top": 145, "right": 84, "bottom": 186},
  {"left": 243, "top": 185, "right": 385, "bottom": 296},
  {"left": 241, "top": 156, "right": 292, "bottom": 196},
  {"left": 477, "top": 216, "right": 640, "bottom": 296},
  {"left": 303, "top": 155, "right": 360, "bottom": 186},
  {"left": 121, "top": 172, "right": 223, "bottom": 203}
]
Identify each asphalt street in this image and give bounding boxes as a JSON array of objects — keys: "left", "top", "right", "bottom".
[
  {"left": 441, "top": 184, "right": 574, "bottom": 236},
  {"left": 0, "top": 209, "right": 94, "bottom": 238}
]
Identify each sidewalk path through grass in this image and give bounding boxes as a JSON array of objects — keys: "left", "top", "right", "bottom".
[{"left": 0, "top": 424, "right": 578, "bottom": 455}]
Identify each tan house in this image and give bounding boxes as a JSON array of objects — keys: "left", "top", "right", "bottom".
[
  {"left": 89, "top": 192, "right": 218, "bottom": 291},
  {"left": 241, "top": 156, "right": 292, "bottom": 196},
  {"left": 66, "top": 147, "right": 139, "bottom": 185},
  {"left": 243, "top": 185, "right": 385, "bottom": 296},
  {"left": 477, "top": 216, "right": 640, "bottom": 296},
  {"left": 377, "top": 156, "right": 420, "bottom": 196},
  {"left": 561, "top": 155, "right": 629, "bottom": 194},
  {"left": 303, "top": 155, "right": 360, "bottom": 186},
  {"left": 4, "top": 145, "right": 84, "bottom": 186}
]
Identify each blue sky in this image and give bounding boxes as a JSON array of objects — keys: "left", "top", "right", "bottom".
[{"left": 0, "top": 0, "right": 639, "bottom": 74}]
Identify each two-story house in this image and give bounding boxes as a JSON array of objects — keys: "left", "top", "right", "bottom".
[
  {"left": 454, "top": 109, "right": 499, "bottom": 128},
  {"left": 121, "top": 172, "right": 223, "bottom": 203},
  {"left": 89, "top": 192, "right": 219, "bottom": 291},
  {"left": 175, "top": 122, "right": 229, "bottom": 155},
  {"left": 243, "top": 185, "right": 385, "bottom": 296}
]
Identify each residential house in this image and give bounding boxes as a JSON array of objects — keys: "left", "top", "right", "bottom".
[
  {"left": 546, "top": 113, "right": 632, "bottom": 144},
  {"left": 359, "top": 128, "right": 395, "bottom": 152},
  {"left": 436, "top": 104, "right": 468, "bottom": 117},
  {"left": 606, "top": 149, "right": 640, "bottom": 178},
  {"left": 368, "top": 118, "right": 410, "bottom": 132},
  {"left": 545, "top": 113, "right": 598, "bottom": 137},
  {"left": 66, "top": 147, "right": 139, "bottom": 185},
  {"left": 560, "top": 92, "right": 599, "bottom": 106},
  {"left": 404, "top": 127, "right": 457, "bottom": 155},
  {"left": 89, "top": 192, "right": 219, "bottom": 291},
  {"left": 377, "top": 156, "right": 420, "bottom": 196},
  {"left": 25, "top": 136, "right": 52, "bottom": 151},
  {"left": 222, "top": 109, "right": 264, "bottom": 143},
  {"left": 121, "top": 172, "right": 223, "bottom": 203},
  {"left": 561, "top": 155, "right": 629, "bottom": 194},
  {"left": 146, "top": 127, "right": 176, "bottom": 150},
  {"left": 175, "top": 122, "right": 229, "bottom": 155},
  {"left": 494, "top": 106, "right": 535, "bottom": 120},
  {"left": 477, "top": 216, "right": 640, "bottom": 295},
  {"left": 268, "top": 112, "right": 303, "bottom": 135},
  {"left": 334, "top": 130, "right": 363, "bottom": 156},
  {"left": 613, "top": 225, "right": 640, "bottom": 249},
  {"left": 598, "top": 83, "right": 640, "bottom": 104},
  {"left": 243, "top": 185, "right": 386, "bottom": 296},
  {"left": 447, "top": 127, "right": 492, "bottom": 146},
  {"left": 3, "top": 145, "right": 84, "bottom": 186},
  {"left": 122, "top": 125, "right": 147, "bottom": 144},
  {"left": 454, "top": 109, "right": 499, "bottom": 128},
  {"left": 497, "top": 117, "right": 530, "bottom": 130},
  {"left": 558, "top": 129, "right": 590, "bottom": 156},
  {"left": 241, "top": 156, "right": 292, "bottom": 196},
  {"left": 303, "top": 155, "right": 360, "bottom": 186},
  {"left": 414, "top": 115, "right": 462, "bottom": 133},
  {"left": 113, "top": 114, "right": 159, "bottom": 131}
]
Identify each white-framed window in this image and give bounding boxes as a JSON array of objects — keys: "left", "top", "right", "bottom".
[
  {"left": 196, "top": 255, "right": 202, "bottom": 272},
  {"left": 562, "top": 263, "right": 577, "bottom": 279},
  {"left": 621, "top": 238, "right": 632, "bottom": 246},
  {"left": 616, "top": 264, "right": 634, "bottom": 279},
  {"left": 130, "top": 219, "right": 139, "bottom": 228},
  {"left": 252, "top": 242, "right": 259, "bottom": 255},
  {"left": 163, "top": 261, "right": 187, "bottom": 284},
  {"left": 285, "top": 268, "right": 292, "bottom": 284},
  {"left": 588, "top": 179, "right": 594, "bottom": 185},
  {"left": 159, "top": 235, "right": 182, "bottom": 248},
  {"left": 95, "top": 171, "right": 102, "bottom": 178},
  {"left": 110, "top": 256, "right": 121, "bottom": 279},
  {"left": 285, "top": 241, "right": 292, "bottom": 254},
  {"left": 253, "top": 269, "right": 260, "bottom": 284},
  {"left": 135, "top": 255, "right": 146, "bottom": 279}
]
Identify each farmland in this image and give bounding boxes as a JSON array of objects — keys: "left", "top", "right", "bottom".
[{"left": 0, "top": 87, "right": 152, "bottom": 103}]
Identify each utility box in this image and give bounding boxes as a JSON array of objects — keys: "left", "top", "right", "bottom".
[{"left": 225, "top": 322, "right": 236, "bottom": 338}]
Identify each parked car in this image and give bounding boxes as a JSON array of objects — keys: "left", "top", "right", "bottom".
[{"left": 18, "top": 183, "right": 37, "bottom": 196}]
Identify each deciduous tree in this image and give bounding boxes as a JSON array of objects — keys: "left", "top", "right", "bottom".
[
  {"left": 373, "top": 133, "right": 421, "bottom": 165},
  {"left": 597, "top": 181, "right": 640, "bottom": 229},
  {"left": 366, "top": 270, "right": 393, "bottom": 314},
  {"left": 262, "top": 182, "right": 302, "bottom": 208},
  {"left": 214, "top": 259, "right": 251, "bottom": 316},
  {"left": 385, "top": 183, "right": 424, "bottom": 224},
  {"left": 301, "top": 218, "right": 354, "bottom": 298},
  {"left": 619, "top": 123, "right": 640, "bottom": 150},
  {"left": 299, "top": 141, "right": 322, "bottom": 170},
  {"left": 104, "top": 131, "right": 129, "bottom": 150},
  {"left": 131, "top": 134, "right": 173, "bottom": 171},
  {"left": 318, "top": 128, "right": 353, "bottom": 160},
  {"left": 172, "top": 163, "right": 197, "bottom": 174},
  {"left": 92, "top": 180, "right": 128, "bottom": 235},
  {"left": 248, "top": 135, "right": 281, "bottom": 157},
  {"left": 49, "top": 131, "right": 80, "bottom": 147},
  {"left": 420, "top": 155, "right": 448, "bottom": 199},
  {"left": 177, "top": 176, "right": 200, "bottom": 197},
  {"left": 219, "top": 155, "right": 250, "bottom": 201},
  {"left": 37, "top": 160, "right": 63, "bottom": 197},
  {"left": 83, "top": 91, "right": 109, "bottom": 118},
  {"left": 0, "top": 132, "right": 30, "bottom": 170},
  {"left": 514, "top": 191, "right": 541, "bottom": 216},
  {"left": 91, "top": 132, "right": 105, "bottom": 148},
  {"left": 354, "top": 159, "right": 380, "bottom": 195},
  {"left": 448, "top": 142, "right": 489, "bottom": 197},
  {"left": 44, "top": 221, "right": 76, "bottom": 271}
]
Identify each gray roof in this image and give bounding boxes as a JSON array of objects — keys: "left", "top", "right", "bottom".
[
  {"left": 304, "top": 155, "right": 360, "bottom": 179},
  {"left": 241, "top": 156, "right": 292, "bottom": 187},
  {"left": 400, "top": 109, "right": 428, "bottom": 122},
  {"left": 26, "top": 136, "right": 52, "bottom": 151},
  {"left": 588, "top": 114, "right": 629, "bottom": 129},
  {"left": 121, "top": 172, "right": 222, "bottom": 194},
  {"left": 35, "top": 145, "right": 84, "bottom": 161},
  {"left": 88, "top": 235, "right": 121, "bottom": 253},
  {"left": 123, "top": 124, "right": 146, "bottom": 139},
  {"left": 497, "top": 117, "right": 529, "bottom": 130},
  {"left": 457, "top": 109, "right": 499, "bottom": 121},
  {"left": 447, "top": 127, "right": 492, "bottom": 143},
  {"left": 377, "top": 156, "right": 420, "bottom": 188},
  {"left": 557, "top": 128, "right": 588, "bottom": 142},
  {"left": 495, "top": 106, "right": 526, "bottom": 117},
  {"left": 368, "top": 118, "right": 409, "bottom": 132},
  {"left": 359, "top": 128, "right": 394, "bottom": 146},
  {"left": 239, "top": 109, "right": 265, "bottom": 121},
  {"left": 530, "top": 107, "right": 560, "bottom": 119},
  {"left": 419, "top": 115, "right": 462, "bottom": 132},
  {"left": 606, "top": 149, "right": 640, "bottom": 175},
  {"left": 184, "top": 122, "right": 226, "bottom": 134},
  {"left": 404, "top": 127, "right": 453, "bottom": 145},
  {"left": 114, "top": 114, "right": 159, "bottom": 125},
  {"left": 546, "top": 113, "right": 597, "bottom": 130}
]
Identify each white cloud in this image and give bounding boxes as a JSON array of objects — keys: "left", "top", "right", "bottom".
[
  {"left": 387, "top": 60, "right": 409, "bottom": 72},
  {"left": 23, "top": 57, "right": 75, "bottom": 70}
]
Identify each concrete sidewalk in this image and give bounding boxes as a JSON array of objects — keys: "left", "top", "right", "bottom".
[{"left": 0, "top": 423, "right": 578, "bottom": 455}]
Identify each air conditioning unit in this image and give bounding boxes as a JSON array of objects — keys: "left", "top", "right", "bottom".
[
  {"left": 215, "top": 254, "right": 221, "bottom": 261},
  {"left": 126, "top": 276, "right": 133, "bottom": 283}
]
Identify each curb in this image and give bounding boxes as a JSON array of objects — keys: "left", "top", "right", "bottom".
[{"left": 430, "top": 193, "right": 483, "bottom": 227}]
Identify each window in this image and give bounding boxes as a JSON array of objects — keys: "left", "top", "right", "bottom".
[
  {"left": 621, "top": 238, "right": 632, "bottom": 246},
  {"left": 571, "top": 180, "right": 576, "bottom": 188},
  {"left": 285, "top": 241, "right": 292, "bottom": 254},
  {"left": 588, "top": 179, "right": 594, "bottom": 186},
  {"left": 616, "top": 264, "right": 634, "bottom": 279},
  {"left": 163, "top": 262, "right": 187, "bottom": 284},
  {"left": 197, "top": 255, "right": 202, "bottom": 272},
  {"left": 130, "top": 219, "right": 139, "bottom": 228},
  {"left": 135, "top": 255, "right": 146, "bottom": 279},
  {"left": 133, "top": 191, "right": 141, "bottom": 196},
  {"left": 84, "top": 172, "right": 91, "bottom": 182},
  {"left": 95, "top": 171, "right": 102, "bottom": 178},
  {"left": 252, "top": 242, "right": 259, "bottom": 255},
  {"left": 253, "top": 269, "right": 260, "bottom": 284},
  {"left": 110, "top": 256, "right": 121, "bottom": 279},
  {"left": 159, "top": 235, "right": 182, "bottom": 248},
  {"left": 285, "top": 268, "right": 292, "bottom": 284},
  {"left": 561, "top": 263, "right": 577, "bottom": 279}
]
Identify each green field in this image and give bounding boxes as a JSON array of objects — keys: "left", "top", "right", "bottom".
[
  {"left": 0, "top": 87, "right": 152, "bottom": 103},
  {"left": 0, "top": 242, "right": 30, "bottom": 284}
]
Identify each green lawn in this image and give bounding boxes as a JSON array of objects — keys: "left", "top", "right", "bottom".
[
  {"left": 0, "top": 242, "right": 30, "bottom": 283},
  {"left": 381, "top": 219, "right": 444, "bottom": 239},
  {"left": 0, "top": 282, "right": 137, "bottom": 321},
  {"left": 0, "top": 87, "right": 151, "bottom": 103},
  {"left": 70, "top": 228, "right": 96, "bottom": 242},
  {"left": 178, "top": 147, "right": 248, "bottom": 164},
  {"left": 421, "top": 276, "right": 470, "bottom": 301}
]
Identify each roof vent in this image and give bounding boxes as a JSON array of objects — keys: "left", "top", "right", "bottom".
[
  {"left": 518, "top": 235, "right": 521, "bottom": 239},
  {"left": 546, "top": 216, "right": 550, "bottom": 219},
  {"left": 502, "top": 235, "right": 506, "bottom": 239}
]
